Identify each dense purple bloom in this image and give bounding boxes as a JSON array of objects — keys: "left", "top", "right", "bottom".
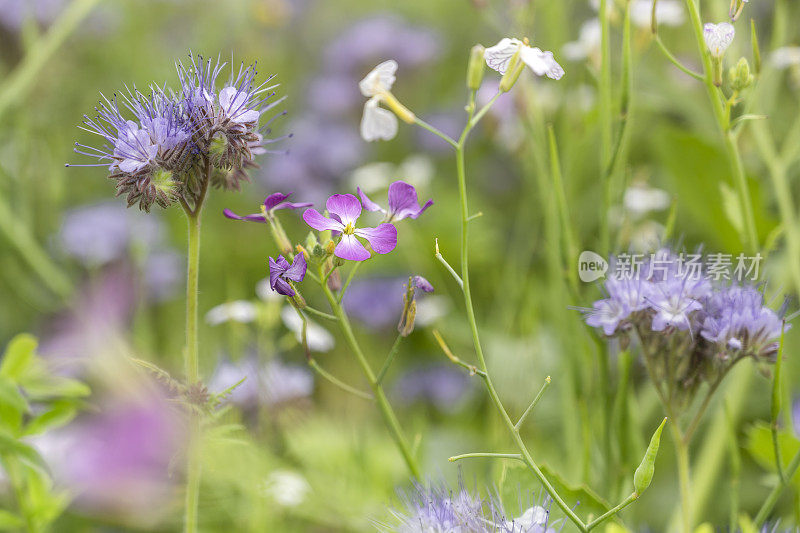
[
  {"left": 584, "top": 276, "right": 649, "bottom": 335},
  {"left": 268, "top": 253, "right": 307, "bottom": 296},
  {"left": 224, "top": 192, "right": 312, "bottom": 223},
  {"left": 357, "top": 181, "right": 433, "bottom": 223},
  {"left": 73, "top": 88, "right": 192, "bottom": 210},
  {"left": 303, "top": 194, "right": 397, "bottom": 261},
  {"left": 700, "top": 285, "right": 786, "bottom": 357}
]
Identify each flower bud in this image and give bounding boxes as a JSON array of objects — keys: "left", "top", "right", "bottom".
[
  {"left": 729, "top": 0, "right": 746, "bottom": 21},
  {"left": 290, "top": 292, "right": 306, "bottom": 309},
  {"left": 729, "top": 57, "right": 753, "bottom": 91},
  {"left": 149, "top": 169, "right": 179, "bottom": 208},
  {"left": 397, "top": 276, "right": 433, "bottom": 337},
  {"left": 325, "top": 240, "right": 336, "bottom": 256},
  {"left": 381, "top": 92, "right": 416, "bottom": 124},
  {"left": 633, "top": 417, "right": 667, "bottom": 495},
  {"left": 467, "top": 45, "right": 486, "bottom": 90},
  {"left": 208, "top": 132, "right": 229, "bottom": 166},
  {"left": 499, "top": 50, "right": 524, "bottom": 92},
  {"left": 305, "top": 231, "right": 319, "bottom": 251}
]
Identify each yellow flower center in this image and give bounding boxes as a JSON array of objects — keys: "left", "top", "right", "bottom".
[{"left": 343, "top": 223, "right": 355, "bottom": 235}]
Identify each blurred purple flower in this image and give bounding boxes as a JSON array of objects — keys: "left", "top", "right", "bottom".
[
  {"left": 208, "top": 357, "right": 261, "bottom": 407},
  {"left": 793, "top": 395, "right": 800, "bottom": 438},
  {"left": 143, "top": 250, "right": 183, "bottom": 302},
  {"left": 413, "top": 112, "right": 461, "bottom": 154},
  {"left": 42, "top": 391, "right": 183, "bottom": 519},
  {"left": 324, "top": 15, "right": 441, "bottom": 73},
  {"left": 343, "top": 277, "right": 407, "bottom": 328},
  {"left": 39, "top": 265, "right": 136, "bottom": 371},
  {"left": 58, "top": 202, "right": 162, "bottom": 266},
  {"left": 393, "top": 364, "right": 473, "bottom": 412},
  {"left": 262, "top": 119, "right": 364, "bottom": 200},
  {"left": 306, "top": 74, "right": 362, "bottom": 116},
  {"left": 210, "top": 357, "right": 314, "bottom": 409},
  {"left": 224, "top": 192, "right": 312, "bottom": 223},
  {"left": 268, "top": 253, "right": 307, "bottom": 296},
  {"left": 303, "top": 194, "right": 397, "bottom": 261},
  {"left": 358, "top": 180, "right": 433, "bottom": 223}
]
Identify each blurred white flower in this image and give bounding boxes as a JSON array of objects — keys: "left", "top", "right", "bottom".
[
  {"left": 504, "top": 506, "right": 551, "bottom": 532},
  {"left": 261, "top": 470, "right": 311, "bottom": 507},
  {"left": 484, "top": 38, "right": 564, "bottom": 80},
  {"left": 632, "top": 0, "right": 684, "bottom": 28},
  {"left": 359, "top": 60, "right": 400, "bottom": 141},
  {"left": 205, "top": 301, "right": 258, "bottom": 325},
  {"left": 256, "top": 277, "right": 283, "bottom": 302},
  {"left": 261, "top": 359, "right": 314, "bottom": 406},
  {"left": 349, "top": 154, "right": 434, "bottom": 193},
  {"left": 415, "top": 295, "right": 449, "bottom": 326},
  {"left": 771, "top": 46, "right": 800, "bottom": 69},
  {"left": 624, "top": 184, "right": 671, "bottom": 218},
  {"left": 280, "top": 306, "right": 335, "bottom": 352},
  {"left": 703, "top": 22, "right": 735, "bottom": 58},
  {"left": 563, "top": 19, "right": 601, "bottom": 62}
]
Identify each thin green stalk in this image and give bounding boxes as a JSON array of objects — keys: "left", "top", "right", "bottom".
[
  {"left": 337, "top": 262, "right": 360, "bottom": 303},
  {"left": 414, "top": 117, "right": 458, "bottom": 149},
  {"left": 670, "top": 421, "right": 692, "bottom": 533},
  {"left": 302, "top": 306, "right": 338, "bottom": 321},
  {"left": 320, "top": 273, "right": 421, "bottom": 479},
  {"left": 683, "top": 0, "right": 758, "bottom": 252},
  {"left": 184, "top": 210, "right": 201, "bottom": 385},
  {"left": 753, "top": 448, "right": 800, "bottom": 527},
  {"left": 0, "top": 0, "right": 102, "bottom": 121},
  {"left": 308, "top": 359, "right": 372, "bottom": 400},
  {"left": 586, "top": 492, "right": 638, "bottom": 530},
  {"left": 514, "top": 376, "right": 551, "bottom": 431},
  {"left": 547, "top": 126, "right": 578, "bottom": 293},
  {"left": 376, "top": 333, "right": 404, "bottom": 385},
  {"left": 598, "top": 0, "right": 613, "bottom": 254},
  {"left": 453, "top": 112, "right": 588, "bottom": 531},
  {"left": 449, "top": 452, "right": 523, "bottom": 462},
  {"left": 653, "top": 36, "right": 704, "bottom": 81}
]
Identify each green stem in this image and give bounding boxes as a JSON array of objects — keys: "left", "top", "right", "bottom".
[
  {"left": 337, "top": 262, "right": 360, "bottom": 303},
  {"left": 671, "top": 421, "right": 692, "bottom": 533},
  {"left": 308, "top": 359, "right": 372, "bottom": 400},
  {"left": 302, "top": 306, "right": 338, "bottom": 321},
  {"left": 683, "top": 0, "right": 758, "bottom": 252},
  {"left": 514, "top": 376, "right": 551, "bottom": 431},
  {"left": 586, "top": 493, "right": 638, "bottom": 531},
  {"left": 449, "top": 452, "right": 523, "bottom": 462},
  {"left": 320, "top": 273, "right": 421, "bottom": 479},
  {"left": 453, "top": 117, "right": 588, "bottom": 531},
  {"left": 376, "top": 333, "right": 404, "bottom": 385},
  {"left": 654, "top": 36, "right": 704, "bottom": 81},
  {"left": 753, "top": 448, "right": 800, "bottom": 527},
  {"left": 414, "top": 117, "right": 458, "bottom": 149},
  {"left": 0, "top": 0, "right": 102, "bottom": 121},
  {"left": 598, "top": 0, "right": 613, "bottom": 254}
]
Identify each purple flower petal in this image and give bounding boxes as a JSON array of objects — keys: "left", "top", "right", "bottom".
[
  {"left": 264, "top": 192, "right": 314, "bottom": 211},
  {"left": 273, "top": 277, "right": 295, "bottom": 296},
  {"left": 413, "top": 276, "right": 434, "bottom": 293},
  {"left": 335, "top": 234, "right": 371, "bottom": 261},
  {"left": 284, "top": 253, "right": 307, "bottom": 282},
  {"left": 264, "top": 192, "right": 292, "bottom": 210},
  {"left": 303, "top": 208, "right": 344, "bottom": 232},
  {"left": 357, "top": 187, "right": 385, "bottom": 213},
  {"left": 355, "top": 223, "right": 398, "bottom": 254},
  {"left": 326, "top": 194, "right": 362, "bottom": 226},
  {"left": 223, "top": 208, "right": 266, "bottom": 223},
  {"left": 269, "top": 256, "right": 290, "bottom": 289},
  {"left": 388, "top": 181, "right": 433, "bottom": 220}
]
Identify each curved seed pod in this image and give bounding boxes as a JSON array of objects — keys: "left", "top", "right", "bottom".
[{"left": 634, "top": 417, "right": 667, "bottom": 495}]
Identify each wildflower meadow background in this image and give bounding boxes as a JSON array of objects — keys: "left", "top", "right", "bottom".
[{"left": 1, "top": 0, "right": 800, "bottom": 531}]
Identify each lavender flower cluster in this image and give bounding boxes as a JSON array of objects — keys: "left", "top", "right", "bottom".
[
  {"left": 383, "top": 481, "right": 558, "bottom": 533},
  {"left": 582, "top": 249, "right": 787, "bottom": 405},
  {"left": 71, "top": 54, "right": 283, "bottom": 211}
]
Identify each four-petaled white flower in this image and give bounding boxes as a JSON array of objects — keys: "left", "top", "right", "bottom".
[
  {"left": 484, "top": 38, "right": 565, "bottom": 80},
  {"left": 359, "top": 60, "right": 400, "bottom": 142},
  {"left": 703, "top": 22, "right": 735, "bottom": 58}
]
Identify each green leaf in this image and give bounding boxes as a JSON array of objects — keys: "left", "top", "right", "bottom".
[
  {"left": 0, "top": 510, "right": 24, "bottom": 530},
  {"left": 24, "top": 403, "right": 77, "bottom": 436},
  {"left": 744, "top": 422, "right": 800, "bottom": 477},
  {"left": 0, "top": 375, "right": 28, "bottom": 415},
  {"left": 0, "top": 334, "right": 37, "bottom": 381},
  {"left": 23, "top": 377, "right": 90, "bottom": 400},
  {"left": 0, "top": 428, "right": 48, "bottom": 472}
]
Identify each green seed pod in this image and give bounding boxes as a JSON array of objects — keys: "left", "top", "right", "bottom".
[
  {"left": 467, "top": 45, "right": 486, "bottom": 90},
  {"left": 633, "top": 417, "right": 667, "bottom": 495},
  {"left": 499, "top": 50, "right": 523, "bottom": 92}
]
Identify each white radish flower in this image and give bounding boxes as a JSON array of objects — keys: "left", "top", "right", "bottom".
[
  {"left": 358, "top": 60, "right": 414, "bottom": 142},
  {"left": 631, "top": 0, "right": 684, "bottom": 27},
  {"left": 771, "top": 47, "right": 800, "bottom": 69},
  {"left": 703, "top": 22, "right": 735, "bottom": 58},
  {"left": 484, "top": 37, "right": 564, "bottom": 80},
  {"left": 563, "top": 19, "right": 601, "bottom": 62}
]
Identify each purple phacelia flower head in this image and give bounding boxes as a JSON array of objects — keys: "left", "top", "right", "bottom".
[
  {"left": 223, "top": 192, "right": 312, "bottom": 223},
  {"left": 302, "top": 193, "right": 397, "bottom": 261},
  {"left": 72, "top": 88, "right": 192, "bottom": 211},
  {"left": 268, "top": 253, "right": 307, "bottom": 296},
  {"left": 357, "top": 180, "right": 433, "bottom": 223},
  {"left": 700, "top": 284, "right": 786, "bottom": 359}
]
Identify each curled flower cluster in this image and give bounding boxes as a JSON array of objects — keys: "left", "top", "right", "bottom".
[
  {"left": 581, "top": 249, "right": 787, "bottom": 408},
  {"left": 71, "top": 53, "right": 283, "bottom": 211}
]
